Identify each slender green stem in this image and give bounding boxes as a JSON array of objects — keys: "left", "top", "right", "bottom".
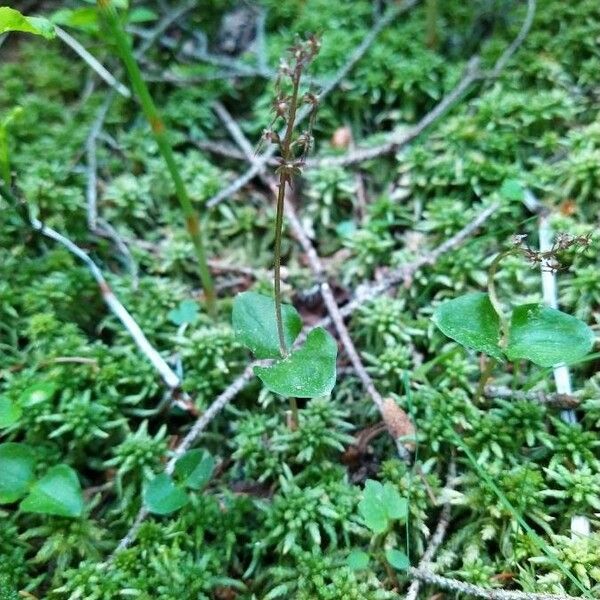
[
  {"left": 487, "top": 250, "right": 511, "bottom": 347},
  {"left": 97, "top": 0, "right": 216, "bottom": 317},
  {"left": 274, "top": 177, "right": 288, "bottom": 355},
  {"left": 273, "top": 71, "right": 302, "bottom": 357}
]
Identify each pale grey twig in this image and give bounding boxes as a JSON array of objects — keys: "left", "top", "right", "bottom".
[
  {"left": 405, "top": 460, "right": 456, "bottom": 600},
  {"left": 308, "top": 56, "right": 481, "bottom": 168},
  {"left": 484, "top": 385, "right": 580, "bottom": 408},
  {"left": 28, "top": 216, "right": 180, "bottom": 390},
  {"left": 54, "top": 26, "right": 131, "bottom": 98},
  {"left": 407, "top": 569, "right": 584, "bottom": 600}
]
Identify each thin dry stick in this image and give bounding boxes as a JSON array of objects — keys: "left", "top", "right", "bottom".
[
  {"left": 405, "top": 460, "right": 456, "bottom": 600},
  {"left": 204, "top": 0, "right": 418, "bottom": 209},
  {"left": 20, "top": 215, "right": 180, "bottom": 390},
  {"left": 488, "top": 0, "right": 536, "bottom": 79},
  {"left": 406, "top": 569, "right": 584, "bottom": 600},
  {"left": 113, "top": 205, "right": 499, "bottom": 553},
  {"left": 484, "top": 385, "right": 580, "bottom": 409},
  {"left": 313, "top": 0, "right": 536, "bottom": 169},
  {"left": 529, "top": 188, "right": 590, "bottom": 540},
  {"left": 308, "top": 55, "right": 481, "bottom": 168},
  {"left": 113, "top": 364, "right": 255, "bottom": 553},
  {"left": 54, "top": 26, "right": 131, "bottom": 98}
]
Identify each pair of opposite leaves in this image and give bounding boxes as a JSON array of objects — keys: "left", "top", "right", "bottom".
[
  {"left": 433, "top": 292, "right": 594, "bottom": 367},
  {"left": 232, "top": 292, "right": 337, "bottom": 398}
]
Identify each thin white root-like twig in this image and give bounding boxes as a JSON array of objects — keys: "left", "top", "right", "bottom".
[
  {"left": 29, "top": 216, "right": 180, "bottom": 390},
  {"left": 204, "top": 0, "right": 418, "bottom": 208},
  {"left": 484, "top": 385, "right": 580, "bottom": 408},
  {"left": 528, "top": 188, "right": 590, "bottom": 540},
  {"left": 405, "top": 460, "right": 456, "bottom": 600},
  {"left": 407, "top": 568, "right": 586, "bottom": 600},
  {"left": 54, "top": 26, "right": 131, "bottom": 98}
]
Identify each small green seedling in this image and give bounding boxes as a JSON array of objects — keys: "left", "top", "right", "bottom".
[
  {"left": 0, "top": 443, "right": 84, "bottom": 518},
  {"left": 232, "top": 292, "right": 337, "bottom": 398},
  {"left": 357, "top": 479, "right": 411, "bottom": 573},
  {"left": 143, "top": 449, "right": 215, "bottom": 515},
  {"left": 433, "top": 238, "right": 595, "bottom": 367}
]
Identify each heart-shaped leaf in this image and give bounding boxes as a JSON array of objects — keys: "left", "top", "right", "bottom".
[
  {"left": 174, "top": 449, "right": 215, "bottom": 490},
  {"left": 143, "top": 473, "right": 189, "bottom": 515},
  {"left": 254, "top": 327, "right": 337, "bottom": 398},
  {"left": 358, "top": 480, "right": 408, "bottom": 534},
  {"left": 0, "top": 443, "right": 36, "bottom": 503},
  {"left": 168, "top": 299, "right": 199, "bottom": 325},
  {"left": 233, "top": 292, "right": 302, "bottom": 359},
  {"left": 0, "top": 7, "right": 55, "bottom": 38},
  {"left": 0, "top": 397, "right": 21, "bottom": 428},
  {"left": 20, "top": 465, "right": 84, "bottom": 517},
  {"left": 506, "top": 304, "right": 594, "bottom": 367},
  {"left": 386, "top": 548, "right": 410, "bottom": 571},
  {"left": 432, "top": 293, "right": 503, "bottom": 360}
]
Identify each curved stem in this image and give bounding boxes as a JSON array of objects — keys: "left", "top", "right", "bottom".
[{"left": 97, "top": 0, "right": 216, "bottom": 318}]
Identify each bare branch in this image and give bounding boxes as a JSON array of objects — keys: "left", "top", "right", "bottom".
[
  {"left": 406, "top": 460, "right": 456, "bottom": 600},
  {"left": 484, "top": 385, "right": 580, "bottom": 409},
  {"left": 407, "top": 568, "right": 585, "bottom": 600},
  {"left": 55, "top": 26, "right": 131, "bottom": 98}
]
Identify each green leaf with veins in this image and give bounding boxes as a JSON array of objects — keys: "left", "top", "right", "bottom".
[
  {"left": 432, "top": 292, "right": 504, "bottom": 360},
  {"left": 233, "top": 291, "right": 302, "bottom": 359},
  {"left": 358, "top": 479, "right": 408, "bottom": 534},
  {"left": 143, "top": 473, "right": 189, "bottom": 515},
  {"left": 506, "top": 304, "right": 594, "bottom": 367},
  {"left": 254, "top": 327, "right": 337, "bottom": 398},
  {"left": 20, "top": 465, "right": 84, "bottom": 517}
]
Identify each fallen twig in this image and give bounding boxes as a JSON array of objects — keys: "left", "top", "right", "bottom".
[
  {"left": 484, "top": 385, "right": 580, "bottom": 409},
  {"left": 0, "top": 184, "right": 180, "bottom": 391},
  {"left": 407, "top": 569, "right": 585, "bottom": 600},
  {"left": 405, "top": 460, "right": 456, "bottom": 600},
  {"left": 55, "top": 26, "right": 131, "bottom": 98}
]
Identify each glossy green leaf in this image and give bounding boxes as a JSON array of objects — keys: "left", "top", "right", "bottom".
[
  {"left": 432, "top": 293, "right": 503, "bottom": 360},
  {"left": 168, "top": 299, "right": 199, "bottom": 325},
  {"left": 20, "top": 382, "right": 56, "bottom": 407},
  {"left": 254, "top": 327, "right": 337, "bottom": 398},
  {"left": 506, "top": 304, "right": 594, "bottom": 367},
  {"left": 174, "top": 449, "right": 215, "bottom": 490},
  {"left": 386, "top": 549, "right": 410, "bottom": 571},
  {"left": 233, "top": 292, "right": 302, "bottom": 359},
  {"left": 143, "top": 473, "right": 189, "bottom": 515},
  {"left": 0, "top": 397, "right": 21, "bottom": 428},
  {"left": 20, "top": 465, "right": 84, "bottom": 517},
  {"left": 0, "top": 443, "right": 36, "bottom": 503},
  {"left": 346, "top": 549, "right": 370, "bottom": 570},
  {"left": 0, "top": 7, "right": 55, "bottom": 38}
]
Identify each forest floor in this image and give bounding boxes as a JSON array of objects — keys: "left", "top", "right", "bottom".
[{"left": 1, "top": 1, "right": 600, "bottom": 598}]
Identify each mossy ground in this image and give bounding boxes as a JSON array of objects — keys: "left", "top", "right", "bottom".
[{"left": 1, "top": 1, "right": 600, "bottom": 598}]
